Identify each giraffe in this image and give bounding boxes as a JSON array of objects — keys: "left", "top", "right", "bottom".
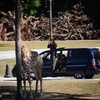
[{"left": 21, "top": 43, "right": 43, "bottom": 98}]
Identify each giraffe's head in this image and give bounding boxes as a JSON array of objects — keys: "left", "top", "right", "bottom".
[{"left": 21, "top": 43, "right": 31, "bottom": 62}]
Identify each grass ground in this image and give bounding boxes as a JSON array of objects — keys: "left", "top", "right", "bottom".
[
  {"left": 0, "top": 40, "right": 100, "bottom": 51},
  {"left": 0, "top": 58, "right": 15, "bottom": 76},
  {"left": 0, "top": 80, "right": 100, "bottom": 100}
]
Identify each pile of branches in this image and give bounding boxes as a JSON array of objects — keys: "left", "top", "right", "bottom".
[{"left": 0, "top": 4, "right": 100, "bottom": 41}]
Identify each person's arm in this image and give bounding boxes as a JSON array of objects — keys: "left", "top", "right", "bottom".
[{"left": 47, "top": 43, "right": 51, "bottom": 48}]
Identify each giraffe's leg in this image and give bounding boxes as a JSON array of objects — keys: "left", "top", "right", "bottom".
[
  {"left": 38, "top": 57, "right": 43, "bottom": 95},
  {"left": 27, "top": 69, "right": 33, "bottom": 99},
  {"left": 39, "top": 72, "right": 43, "bottom": 95},
  {"left": 22, "top": 71, "right": 26, "bottom": 98},
  {"left": 38, "top": 70, "right": 42, "bottom": 93},
  {"left": 33, "top": 69, "right": 38, "bottom": 94},
  {"left": 36, "top": 78, "right": 38, "bottom": 94}
]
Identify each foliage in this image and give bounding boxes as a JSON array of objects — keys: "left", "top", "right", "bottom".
[
  {"left": 22, "top": 0, "right": 41, "bottom": 16},
  {"left": 0, "top": 0, "right": 100, "bottom": 18},
  {"left": 0, "top": 0, "right": 15, "bottom": 12},
  {"left": 0, "top": 0, "right": 100, "bottom": 28},
  {"left": 38, "top": 0, "right": 80, "bottom": 17}
]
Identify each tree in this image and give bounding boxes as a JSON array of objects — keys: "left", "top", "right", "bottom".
[
  {"left": 0, "top": 0, "right": 15, "bottom": 12},
  {"left": 22, "top": 0, "right": 41, "bottom": 16},
  {"left": 15, "top": 0, "right": 22, "bottom": 99}
]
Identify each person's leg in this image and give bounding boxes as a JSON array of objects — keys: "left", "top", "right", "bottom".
[
  {"left": 50, "top": 51, "right": 54, "bottom": 64},
  {"left": 54, "top": 61, "right": 60, "bottom": 71}
]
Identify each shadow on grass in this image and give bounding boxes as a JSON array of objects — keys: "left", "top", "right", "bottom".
[
  {"left": 0, "top": 86, "right": 16, "bottom": 100},
  {"left": 0, "top": 86, "right": 100, "bottom": 100}
]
